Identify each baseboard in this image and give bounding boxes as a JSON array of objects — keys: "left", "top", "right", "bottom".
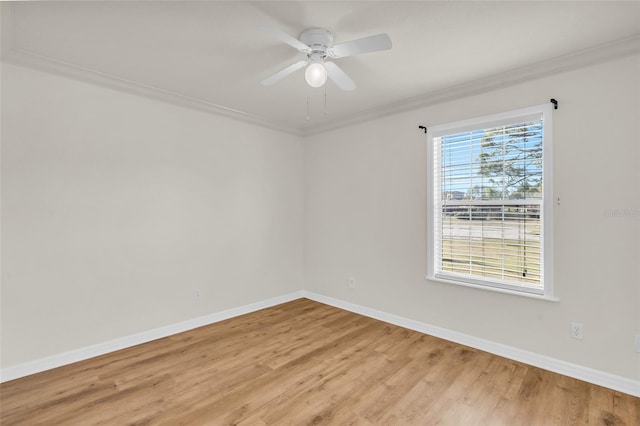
[
  {"left": 302, "top": 291, "right": 640, "bottom": 398},
  {"left": 3, "top": 289, "right": 638, "bottom": 397},
  {"left": 0, "top": 290, "right": 304, "bottom": 383}
]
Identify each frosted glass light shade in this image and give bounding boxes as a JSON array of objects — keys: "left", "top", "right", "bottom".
[{"left": 305, "top": 62, "right": 327, "bottom": 88}]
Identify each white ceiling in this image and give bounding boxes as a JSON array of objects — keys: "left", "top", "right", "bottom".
[{"left": 2, "top": 1, "right": 639, "bottom": 135}]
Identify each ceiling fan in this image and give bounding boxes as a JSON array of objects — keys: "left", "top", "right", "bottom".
[{"left": 260, "top": 26, "right": 392, "bottom": 91}]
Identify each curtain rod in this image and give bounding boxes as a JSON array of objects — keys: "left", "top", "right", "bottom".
[{"left": 418, "top": 99, "right": 558, "bottom": 133}]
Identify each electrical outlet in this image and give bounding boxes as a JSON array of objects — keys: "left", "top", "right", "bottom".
[
  {"left": 570, "top": 322, "right": 584, "bottom": 340},
  {"left": 192, "top": 290, "right": 201, "bottom": 301},
  {"left": 348, "top": 277, "right": 356, "bottom": 289},
  {"left": 635, "top": 335, "right": 640, "bottom": 353}
]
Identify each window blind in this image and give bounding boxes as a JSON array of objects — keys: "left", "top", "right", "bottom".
[{"left": 432, "top": 114, "right": 545, "bottom": 293}]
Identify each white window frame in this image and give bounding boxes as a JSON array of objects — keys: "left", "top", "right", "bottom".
[{"left": 426, "top": 103, "right": 556, "bottom": 300}]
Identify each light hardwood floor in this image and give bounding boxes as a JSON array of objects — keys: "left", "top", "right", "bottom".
[{"left": 1, "top": 298, "right": 638, "bottom": 425}]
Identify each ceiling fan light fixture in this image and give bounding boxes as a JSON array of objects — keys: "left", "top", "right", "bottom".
[
  {"left": 305, "top": 62, "right": 327, "bottom": 88},
  {"left": 260, "top": 25, "right": 391, "bottom": 91}
]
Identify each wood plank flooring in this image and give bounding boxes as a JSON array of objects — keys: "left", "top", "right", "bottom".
[{"left": 1, "top": 298, "right": 638, "bottom": 425}]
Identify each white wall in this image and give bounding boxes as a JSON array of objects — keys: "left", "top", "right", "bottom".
[
  {"left": 1, "top": 63, "right": 305, "bottom": 368},
  {"left": 304, "top": 54, "right": 640, "bottom": 381},
  {"left": 2, "top": 54, "right": 639, "bottom": 385}
]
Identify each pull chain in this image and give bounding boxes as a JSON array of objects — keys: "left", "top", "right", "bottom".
[
  {"left": 306, "top": 95, "right": 310, "bottom": 121},
  {"left": 324, "top": 84, "right": 327, "bottom": 116}
]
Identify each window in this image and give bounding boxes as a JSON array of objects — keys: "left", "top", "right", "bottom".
[{"left": 427, "top": 104, "right": 554, "bottom": 298}]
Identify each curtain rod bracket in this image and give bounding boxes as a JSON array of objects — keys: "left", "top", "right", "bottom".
[
  {"left": 550, "top": 99, "right": 558, "bottom": 109},
  {"left": 418, "top": 125, "right": 427, "bottom": 134}
]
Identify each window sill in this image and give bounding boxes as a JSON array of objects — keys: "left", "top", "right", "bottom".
[{"left": 425, "top": 275, "right": 559, "bottom": 302}]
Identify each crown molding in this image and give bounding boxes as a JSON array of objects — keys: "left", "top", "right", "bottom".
[
  {"left": 0, "top": 1, "right": 300, "bottom": 135},
  {"left": 2, "top": 1, "right": 638, "bottom": 138},
  {"left": 302, "top": 34, "right": 640, "bottom": 136},
  {"left": 2, "top": 48, "right": 303, "bottom": 136}
]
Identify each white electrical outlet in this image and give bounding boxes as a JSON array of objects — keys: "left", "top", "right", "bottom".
[
  {"left": 348, "top": 277, "right": 356, "bottom": 289},
  {"left": 192, "top": 290, "right": 201, "bottom": 301},
  {"left": 570, "top": 322, "right": 584, "bottom": 340},
  {"left": 635, "top": 335, "right": 640, "bottom": 353}
]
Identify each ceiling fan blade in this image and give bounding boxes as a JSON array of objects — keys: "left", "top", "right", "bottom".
[
  {"left": 328, "top": 33, "right": 392, "bottom": 58},
  {"left": 325, "top": 62, "right": 356, "bottom": 91},
  {"left": 261, "top": 60, "right": 308, "bottom": 86},
  {"left": 259, "top": 25, "right": 311, "bottom": 53}
]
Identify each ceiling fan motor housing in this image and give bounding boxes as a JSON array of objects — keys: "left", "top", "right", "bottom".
[{"left": 299, "top": 28, "right": 334, "bottom": 59}]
